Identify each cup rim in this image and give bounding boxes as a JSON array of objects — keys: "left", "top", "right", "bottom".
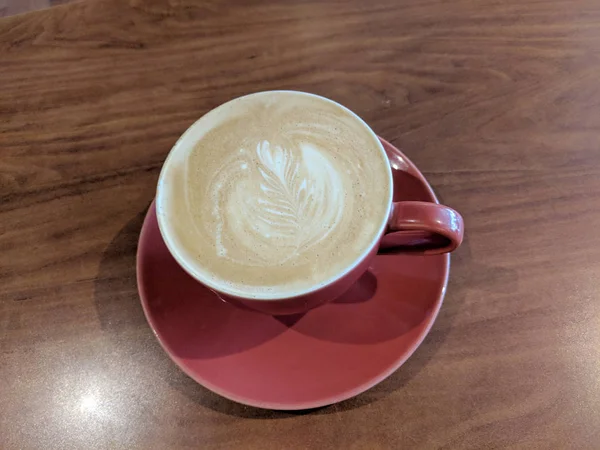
[{"left": 155, "top": 90, "right": 394, "bottom": 301}]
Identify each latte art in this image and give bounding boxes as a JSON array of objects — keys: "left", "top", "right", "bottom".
[
  {"left": 209, "top": 140, "right": 345, "bottom": 266},
  {"left": 159, "top": 91, "right": 391, "bottom": 298}
]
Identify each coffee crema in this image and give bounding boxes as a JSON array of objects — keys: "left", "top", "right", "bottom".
[{"left": 158, "top": 91, "right": 391, "bottom": 298}]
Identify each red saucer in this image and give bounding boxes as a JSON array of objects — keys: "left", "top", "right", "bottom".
[{"left": 137, "top": 138, "right": 449, "bottom": 410}]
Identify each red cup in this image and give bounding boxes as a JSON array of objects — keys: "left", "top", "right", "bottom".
[
  {"left": 156, "top": 91, "right": 464, "bottom": 315},
  {"left": 219, "top": 190, "right": 463, "bottom": 316}
]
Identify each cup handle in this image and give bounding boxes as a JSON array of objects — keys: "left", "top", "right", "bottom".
[{"left": 379, "top": 201, "right": 464, "bottom": 255}]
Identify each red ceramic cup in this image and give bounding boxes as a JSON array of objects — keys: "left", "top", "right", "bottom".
[{"left": 156, "top": 91, "right": 464, "bottom": 315}]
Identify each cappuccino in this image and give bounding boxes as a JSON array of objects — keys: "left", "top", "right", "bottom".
[{"left": 157, "top": 91, "right": 391, "bottom": 298}]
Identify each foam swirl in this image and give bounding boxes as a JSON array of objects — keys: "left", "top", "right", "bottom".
[{"left": 211, "top": 140, "right": 344, "bottom": 266}]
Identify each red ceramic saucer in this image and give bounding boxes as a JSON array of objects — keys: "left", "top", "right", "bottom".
[{"left": 137, "top": 138, "right": 449, "bottom": 410}]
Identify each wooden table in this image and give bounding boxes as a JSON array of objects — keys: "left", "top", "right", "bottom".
[{"left": 2, "top": 0, "right": 599, "bottom": 448}]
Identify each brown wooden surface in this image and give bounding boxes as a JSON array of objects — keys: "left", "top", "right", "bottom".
[{"left": 1, "top": 0, "right": 600, "bottom": 448}]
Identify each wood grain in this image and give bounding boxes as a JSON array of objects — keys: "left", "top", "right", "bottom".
[{"left": 2, "top": 0, "right": 600, "bottom": 448}]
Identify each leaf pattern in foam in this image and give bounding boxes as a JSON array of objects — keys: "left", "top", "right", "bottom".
[
  {"left": 253, "top": 140, "right": 344, "bottom": 251},
  {"left": 215, "top": 140, "right": 346, "bottom": 266},
  {"left": 254, "top": 140, "right": 302, "bottom": 236}
]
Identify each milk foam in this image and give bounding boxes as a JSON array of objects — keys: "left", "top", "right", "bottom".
[
  {"left": 204, "top": 139, "right": 345, "bottom": 266},
  {"left": 159, "top": 91, "right": 391, "bottom": 298}
]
